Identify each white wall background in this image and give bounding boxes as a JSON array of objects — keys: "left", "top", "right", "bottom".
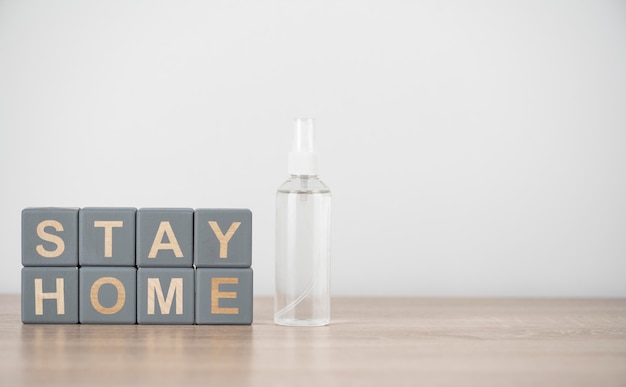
[{"left": 1, "top": 0, "right": 625, "bottom": 297}]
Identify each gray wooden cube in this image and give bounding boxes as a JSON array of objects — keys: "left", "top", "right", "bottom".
[
  {"left": 194, "top": 209, "right": 252, "bottom": 268},
  {"left": 22, "top": 208, "right": 78, "bottom": 267},
  {"left": 79, "top": 207, "right": 136, "bottom": 266},
  {"left": 22, "top": 267, "right": 79, "bottom": 324},
  {"left": 195, "top": 268, "right": 253, "bottom": 325},
  {"left": 136, "top": 208, "right": 193, "bottom": 267},
  {"left": 137, "top": 268, "right": 194, "bottom": 324},
  {"left": 79, "top": 267, "right": 137, "bottom": 324}
]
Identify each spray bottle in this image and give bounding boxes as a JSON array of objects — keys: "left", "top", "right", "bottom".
[{"left": 275, "top": 118, "right": 331, "bottom": 326}]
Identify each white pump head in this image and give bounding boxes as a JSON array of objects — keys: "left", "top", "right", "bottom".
[{"left": 288, "top": 118, "right": 319, "bottom": 176}]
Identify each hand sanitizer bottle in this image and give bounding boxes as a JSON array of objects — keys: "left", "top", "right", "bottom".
[{"left": 275, "top": 118, "right": 331, "bottom": 326}]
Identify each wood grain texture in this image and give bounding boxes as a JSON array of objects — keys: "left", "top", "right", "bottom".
[{"left": 1, "top": 295, "right": 625, "bottom": 386}]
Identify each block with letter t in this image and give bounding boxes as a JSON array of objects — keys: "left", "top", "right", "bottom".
[{"left": 79, "top": 207, "right": 136, "bottom": 266}]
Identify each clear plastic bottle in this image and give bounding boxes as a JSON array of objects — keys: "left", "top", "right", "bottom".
[{"left": 275, "top": 118, "right": 331, "bottom": 326}]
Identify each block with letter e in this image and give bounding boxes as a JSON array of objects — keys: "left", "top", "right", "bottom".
[{"left": 195, "top": 268, "right": 253, "bottom": 325}]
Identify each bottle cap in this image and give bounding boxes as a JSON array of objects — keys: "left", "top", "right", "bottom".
[{"left": 288, "top": 118, "right": 319, "bottom": 175}]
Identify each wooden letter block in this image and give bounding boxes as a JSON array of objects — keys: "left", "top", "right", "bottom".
[
  {"left": 137, "top": 268, "right": 195, "bottom": 324},
  {"left": 195, "top": 268, "right": 253, "bottom": 325},
  {"left": 136, "top": 208, "right": 193, "bottom": 267},
  {"left": 194, "top": 209, "right": 252, "bottom": 268},
  {"left": 22, "top": 267, "right": 78, "bottom": 323},
  {"left": 22, "top": 208, "right": 78, "bottom": 267},
  {"left": 79, "top": 207, "right": 136, "bottom": 266},
  {"left": 79, "top": 267, "right": 137, "bottom": 324}
]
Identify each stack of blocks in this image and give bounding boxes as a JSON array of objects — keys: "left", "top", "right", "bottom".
[{"left": 21, "top": 208, "right": 253, "bottom": 325}]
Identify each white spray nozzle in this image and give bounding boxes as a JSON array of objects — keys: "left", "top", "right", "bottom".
[
  {"left": 293, "top": 118, "right": 315, "bottom": 152},
  {"left": 288, "top": 118, "right": 319, "bottom": 176}
]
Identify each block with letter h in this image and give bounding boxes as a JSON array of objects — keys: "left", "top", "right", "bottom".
[{"left": 21, "top": 207, "right": 253, "bottom": 325}]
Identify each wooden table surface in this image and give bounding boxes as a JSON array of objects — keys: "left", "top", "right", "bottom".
[{"left": 0, "top": 295, "right": 625, "bottom": 386}]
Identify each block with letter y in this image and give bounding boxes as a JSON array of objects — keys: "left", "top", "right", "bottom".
[{"left": 194, "top": 209, "right": 252, "bottom": 268}]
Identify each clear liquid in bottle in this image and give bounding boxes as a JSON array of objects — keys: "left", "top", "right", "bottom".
[{"left": 275, "top": 176, "right": 331, "bottom": 326}]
